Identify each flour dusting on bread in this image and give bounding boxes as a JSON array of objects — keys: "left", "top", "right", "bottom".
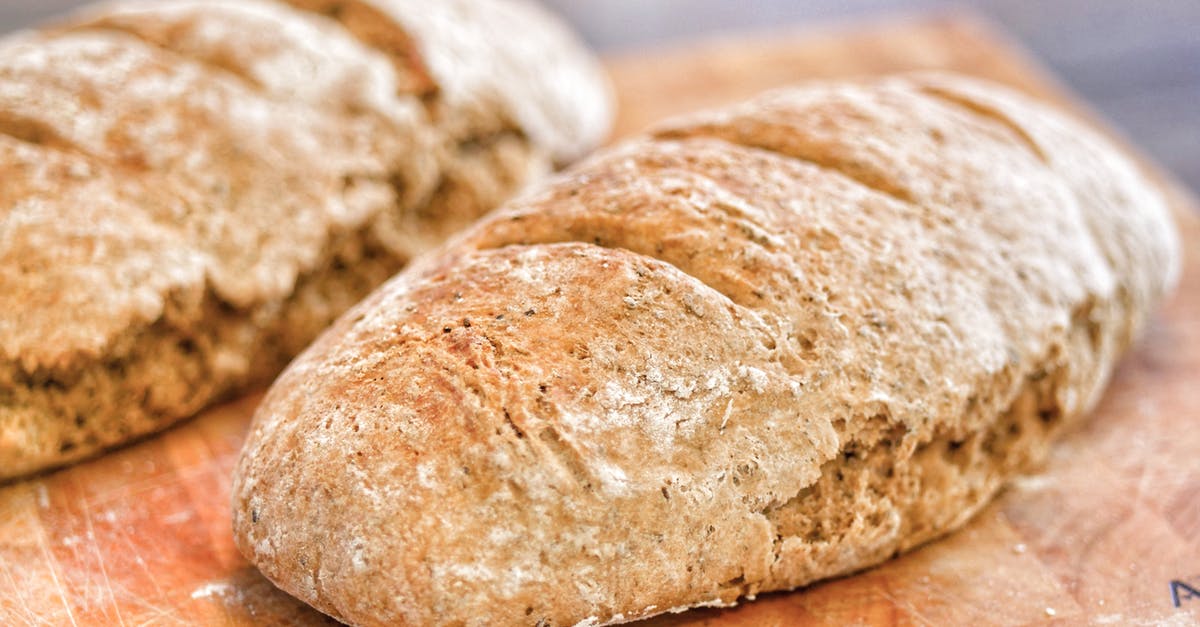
[{"left": 233, "top": 74, "right": 1179, "bottom": 625}]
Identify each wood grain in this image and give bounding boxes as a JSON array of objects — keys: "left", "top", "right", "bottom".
[{"left": 2, "top": 15, "right": 1198, "bottom": 626}]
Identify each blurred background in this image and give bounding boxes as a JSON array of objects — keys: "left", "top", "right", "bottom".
[{"left": 2, "top": 0, "right": 1196, "bottom": 191}]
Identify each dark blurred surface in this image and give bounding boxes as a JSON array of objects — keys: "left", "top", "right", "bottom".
[{"left": 1, "top": 0, "right": 1196, "bottom": 192}]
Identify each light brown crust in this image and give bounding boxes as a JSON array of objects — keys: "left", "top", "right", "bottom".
[
  {"left": 0, "top": 0, "right": 611, "bottom": 480},
  {"left": 232, "top": 74, "right": 1180, "bottom": 625}
]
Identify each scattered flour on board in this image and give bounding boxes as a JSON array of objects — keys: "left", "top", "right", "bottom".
[
  {"left": 162, "top": 510, "right": 193, "bottom": 525},
  {"left": 667, "top": 598, "right": 737, "bottom": 613},
  {"left": 190, "top": 581, "right": 234, "bottom": 600},
  {"left": 1009, "top": 474, "right": 1057, "bottom": 492}
]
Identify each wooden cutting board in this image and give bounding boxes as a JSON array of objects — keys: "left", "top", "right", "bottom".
[{"left": 3, "top": 14, "right": 1198, "bottom": 626}]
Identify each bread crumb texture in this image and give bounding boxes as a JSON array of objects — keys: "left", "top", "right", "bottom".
[
  {"left": 0, "top": 0, "right": 611, "bottom": 479},
  {"left": 233, "top": 73, "right": 1180, "bottom": 626}
]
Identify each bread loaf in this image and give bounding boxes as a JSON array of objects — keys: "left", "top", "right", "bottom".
[
  {"left": 232, "top": 73, "right": 1180, "bottom": 625},
  {"left": 0, "top": 0, "right": 610, "bottom": 480}
]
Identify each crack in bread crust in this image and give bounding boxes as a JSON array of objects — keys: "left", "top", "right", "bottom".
[
  {"left": 282, "top": 0, "right": 439, "bottom": 100},
  {"left": 915, "top": 83, "right": 1051, "bottom": 164},
  {"left": 0, "top": 110, "right": 80, "bottom": 152},
  {"left": 0, "top": 229, "right": 401, "bottom": 480},
  {"left": 756, "top": 357, "right": 1071, "bottom": 596}
]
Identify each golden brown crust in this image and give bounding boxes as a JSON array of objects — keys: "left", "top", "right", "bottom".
[
  {"left": 232, "top": 74, "right": 1180, "bottom": 625},
  {"left": 0, "top": 0, "right": 611, "bottom": 480}
]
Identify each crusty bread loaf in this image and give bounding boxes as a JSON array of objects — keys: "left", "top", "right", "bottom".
[
  {"left": 0, "top": 0, "right": 610, "bottom": 480},
  {"left": 232, "top": 73, "right": 1180, "bottom": 626}
]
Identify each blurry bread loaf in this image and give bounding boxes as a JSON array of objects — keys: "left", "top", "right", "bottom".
[
  {"left": 0, "top": 0, "right": 610, "bottom": 480},
  {"left": 232, "top": 73, "right": 1180, "bottom": 626}
]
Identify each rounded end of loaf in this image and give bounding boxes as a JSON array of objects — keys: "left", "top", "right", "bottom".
[{"left": 232, "top": 243, "right": 817, "bottom": 625}]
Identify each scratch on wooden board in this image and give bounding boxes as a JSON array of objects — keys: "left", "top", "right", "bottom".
[
  {"left": 77, "top": 489, "right": 126, "bottom": 627},
  {"left": 114, "top": 519, "right": 166, "bottom": 601},
  {"left": 876, "top": 584, "right": 938, "bottom": 627},
  {"left": 86, "top": 469, "right": 178, "bottom": 509},
  {"left": 30, "top": 483, "right": 79, "bottom": 627},
  {"left": 87, "top": 456, "right": 222, "bottom": 512},
  {"left": 0, "top": 484, "right": 63, "bottom": 625},
  {"left": 0, "top": 555, "right": 38, "bottom": 625},
  {"left": 1131, "top": 457, "right": 1155, "bottom": 512},
  {"left": 132, "top": 614, "right": 169, "bottom": 627},
  {"left": 124, "top": 594, "right": 184, "bottom": 626}
]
